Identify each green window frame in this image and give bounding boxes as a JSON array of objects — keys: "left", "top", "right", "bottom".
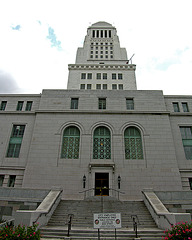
[
  {"left": 118, "top": 73, "right": 123, "bottom": 80},
  {"left": 126, "top": 98, "right": 134, "bottom": 110},
  {"left": 180, "top": 127, "right": 192, "bottom": 160},
  {"left": 61, "top": 126, "right": 80, "bottom": 159},
  {"left": 112, "top": 84, "right": 117, "bottom": 89},
  {"left": 98, "top": 98, "right": 106, "bottom": 109},
  {"left": 6, "top": 125, "right": 25, "bottom": 158},
  {"left": 96, "top": 84, "right": 101, "bottom": 89},
  {"left": 0, "top": 101, "right": 7, "bottom": 110},
  {"left": 103, "top": 73, "right": 107, "bottom": 79},
  {"left": 16, "top": 101, "right": 24, "bottom": 111},
  {"left": 173, "top": 102, "right": 180, "bottom": 112},
  {"left": 124, "top": 127, "right": 143, "bottom": 159},
  {"left": 71, "top": 98, "right": 79, "bottom": 109},
  {"left": 87, "top": 73, "right": 92, "bottom": 79},
  {"left": 25, "top": 101, "right": 33, "bottom": 111},
  {"left": 93, "top": 126, "right": 111, "bottom": 159},
  {"left": 182, "top": 102, "right": 189, "bottom": 112},
  {"left": 112, "top": 73, "right": 116, "bottom": 79}
]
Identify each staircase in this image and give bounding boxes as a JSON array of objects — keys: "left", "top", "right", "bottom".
[{"left": 41, "top": 197, "right": 165, "bottom": 239}]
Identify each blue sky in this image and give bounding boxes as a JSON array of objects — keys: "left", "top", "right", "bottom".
[{"left": 0, "top": 0, "right": 192, "bottom": 94}]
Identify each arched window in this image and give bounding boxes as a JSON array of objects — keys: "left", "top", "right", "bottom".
[
  {"left": 124, "top": 127, "right": 143, "bottom": 159},
  {"left": 93, "top": 126, "right": 111, "bottom": 159},
  {"left": 61, "top": 126, "right": 80, "bottom": 159}
]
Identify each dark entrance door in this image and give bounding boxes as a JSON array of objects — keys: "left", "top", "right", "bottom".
[{"left": 95, "top": 173, "right": 109, "bottom": 196}]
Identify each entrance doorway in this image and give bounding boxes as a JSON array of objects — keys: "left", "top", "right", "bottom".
[{"left": 95, "top": 173, "right": 109, "bottom": 196}]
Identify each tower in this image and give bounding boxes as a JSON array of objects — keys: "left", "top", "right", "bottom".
[{"left": 67, "top": 21, "right": 137, "bottom": 90}]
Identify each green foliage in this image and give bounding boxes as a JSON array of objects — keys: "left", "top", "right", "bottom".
[
  {"left": 163, "top": 221, "right": 192, "bottom": 240},
  {"left": 0, "top": 223, "right": 41, "bottom": 239}
]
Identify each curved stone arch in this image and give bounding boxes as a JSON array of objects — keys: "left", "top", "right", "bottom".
[
  {"left": 120, "top": 121, "right": 147, "bottom": 136},
  {"left": 57, "top": 121, "right": 85, "bottom": 135},
  {"left": 89, "top": 121, "right": 115, "bottom": 136}
]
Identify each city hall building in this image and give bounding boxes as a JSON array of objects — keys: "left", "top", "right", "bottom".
[{"left": 0, "top": 21, "right": 192, "bottom": 202}]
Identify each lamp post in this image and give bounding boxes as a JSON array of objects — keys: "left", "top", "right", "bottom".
[
  {"left": 118, "top": 175, "right": 121, "bottom": 189},
  {"left": 83, "top": 174, "right": 86, "bottom": 188}
]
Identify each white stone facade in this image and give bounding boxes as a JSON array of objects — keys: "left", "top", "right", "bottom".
[{"left": 0, "top": 22, "right": 192, "bottom": 201}]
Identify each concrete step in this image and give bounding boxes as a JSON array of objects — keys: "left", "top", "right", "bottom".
[{"left": 40, "top": 227, "right": 165, "bottom": 240}]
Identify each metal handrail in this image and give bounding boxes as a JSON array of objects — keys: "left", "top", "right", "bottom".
[
  {"left": 0, "top": 219, "right": 14, "bottom": 228},
  {"left": 79, "top": 187, "right": 125, "bottom": 200},
  {"left": 131, "top": 215, "right": 140, "bottom": 238}
]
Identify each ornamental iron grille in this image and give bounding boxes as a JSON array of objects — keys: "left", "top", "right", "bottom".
[
  {"left": 6, "top": 125, "right": 25, "bottom": 158},
  {"left": 93, "top": 126, "right": 111, "bottom": 159},
  {"left": 124, "top": 127, "right": 143, "bottom": 159},
  {"left": 61, "top": 126, "right": 80, "bottom": 159},
  {"left": 180, "top": 127, "right": 192, "bottom": 160}
]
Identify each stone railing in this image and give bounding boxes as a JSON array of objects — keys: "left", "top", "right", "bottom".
[
  {"left": 15, "top": 189, "right": 62, "bottom": 227},
  {"left": 142, "top": 189, "right": 191, "bottom": 230}
]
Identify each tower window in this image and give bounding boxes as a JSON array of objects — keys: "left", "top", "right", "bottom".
[
  {"left": 118, "top": 74, "right": 123, "bottom": 80},
  {"left": 92, "top": 30, "right": 95, "bottom": 38},
  {"left": 103, "top": 73, "right": 107, "bottom": 79},
  {"left": 112, "top": 84, "right": 117, "bottom": 89},
  {"left": 101, "top": 30, "right": 103, "bottom": 38},
  {"left": 87, "top": 73, "right": 92, "bottom": 79},
  {"left": 97, "top": 73, "right": 101, "bottom": 79},
  {"left": 80, "top": 84, "right": 85, "bottom": 89},
  {"left": 71, "top": 98, "right": 79, "bottom": 109},
  {"left": 103, "top": 84, "right": 107, "bottom": 90},
  {"left": 87, "top": 84, "right": 92, "bottom": 89},
  {"left": 81, "top": 73, "right": 86, "bottom": 79},
  {"left": 109, "top": 30, "right": 111, "bottom": 38},
  {"left": 119, "top": 84, "right": 123, "bottom": 90},
  {"left": 98, "top": 98, "right": 106, "bottom": 109},
  {"left": 97, "top": 30, "right": 99, "bottom": 38},
  {"left": 189, "top": 178, "right": 192, "bottom": 190},
  {"left": 96, "top": 84, "right": 101, "bottom": 89},
  {"left": 112, "top": 73, "right": 116, "bottom": 79},
  {"left": 105, "top": 30, "right": 107, "bottom": 38}
]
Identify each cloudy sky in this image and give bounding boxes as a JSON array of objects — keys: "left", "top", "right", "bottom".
[{"left": 0, "top": 0, "right": 192, "bottom": 95}]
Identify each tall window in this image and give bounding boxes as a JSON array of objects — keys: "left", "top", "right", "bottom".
[
  {"left": 112, "top": 73, "right": 116, "bottom": 79},
  {"left": 182, "top": 102, "right": 189, "bottom": 112},
  {"left": 126, "top": 98, "right": 134, "bottom": 110},
  {"left": 97, "top": 73, "right": 101, "bottom": 79},
  {"left": 189, "top": 178, "right": 192, "bottom": 190},
  {"left": 98, "top": 98, "right": 106, "bottom": 109},
  {"left": 118, "top": 73, "right": 123, "bottom": 80},
  {"left": 61, "top": 126, "right": 80, "bottom": 159},
  {"left": 25, "top": 101, "right": 33, "bottom": 111},
  {"left": 0, "top": 101, "right": 7, "bottom": 110},
  {"left": 80, "top": 84, "right": 85, "bottom": 89},
  {"left": 81, "top": 73, "right": 86, "bottom": 79},
  {"left": 87, "top": 73, "right": 92, "bottom": 79},
  {"left": 103, "top": 73, "right": 107, "bottom": 79},
  {"left": 93, "top": 126, "right": 111, "bottom": 159},
  {"left": 103, "top": 84, "right": 107, "bottom": 90},
  {"left": 112, "top": 84, "right": 117, "bottom": 89},
  {"left": 16, "top": 101, "right": 24, "bottom": 111},
  {"left": 0, "top": 175, "right": 4, "bottom": 186},
  {"left": 96, "top": 84, "right": 101, "bottom": 89},
  {"left": 7, "top": 175, "right": 16, "bottom": 187},
  {"left": 124, "top": 127, "right": 143, "bottom": 159},
  {"left": 173, "top": 102, "right": 180, "bottom": 112},
  {"left": 180, "top": 127, "right": 192, "bottom": 160},
  {"left": 71, "top": 98, "right": 79, "bottom": 109},
  {"left": 87, "top": 84, "right": 92, "bottom": 89},
  {"left": 7, "top": 125, "right": 25, "bottom": 158}
]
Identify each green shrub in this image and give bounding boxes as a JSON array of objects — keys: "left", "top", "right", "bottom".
[
  {"left": 0, "top": 223, "right": 41, "bottom": 239},
  {"left": 163, "top": 221, "right": 192, "bottom": 240}
]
